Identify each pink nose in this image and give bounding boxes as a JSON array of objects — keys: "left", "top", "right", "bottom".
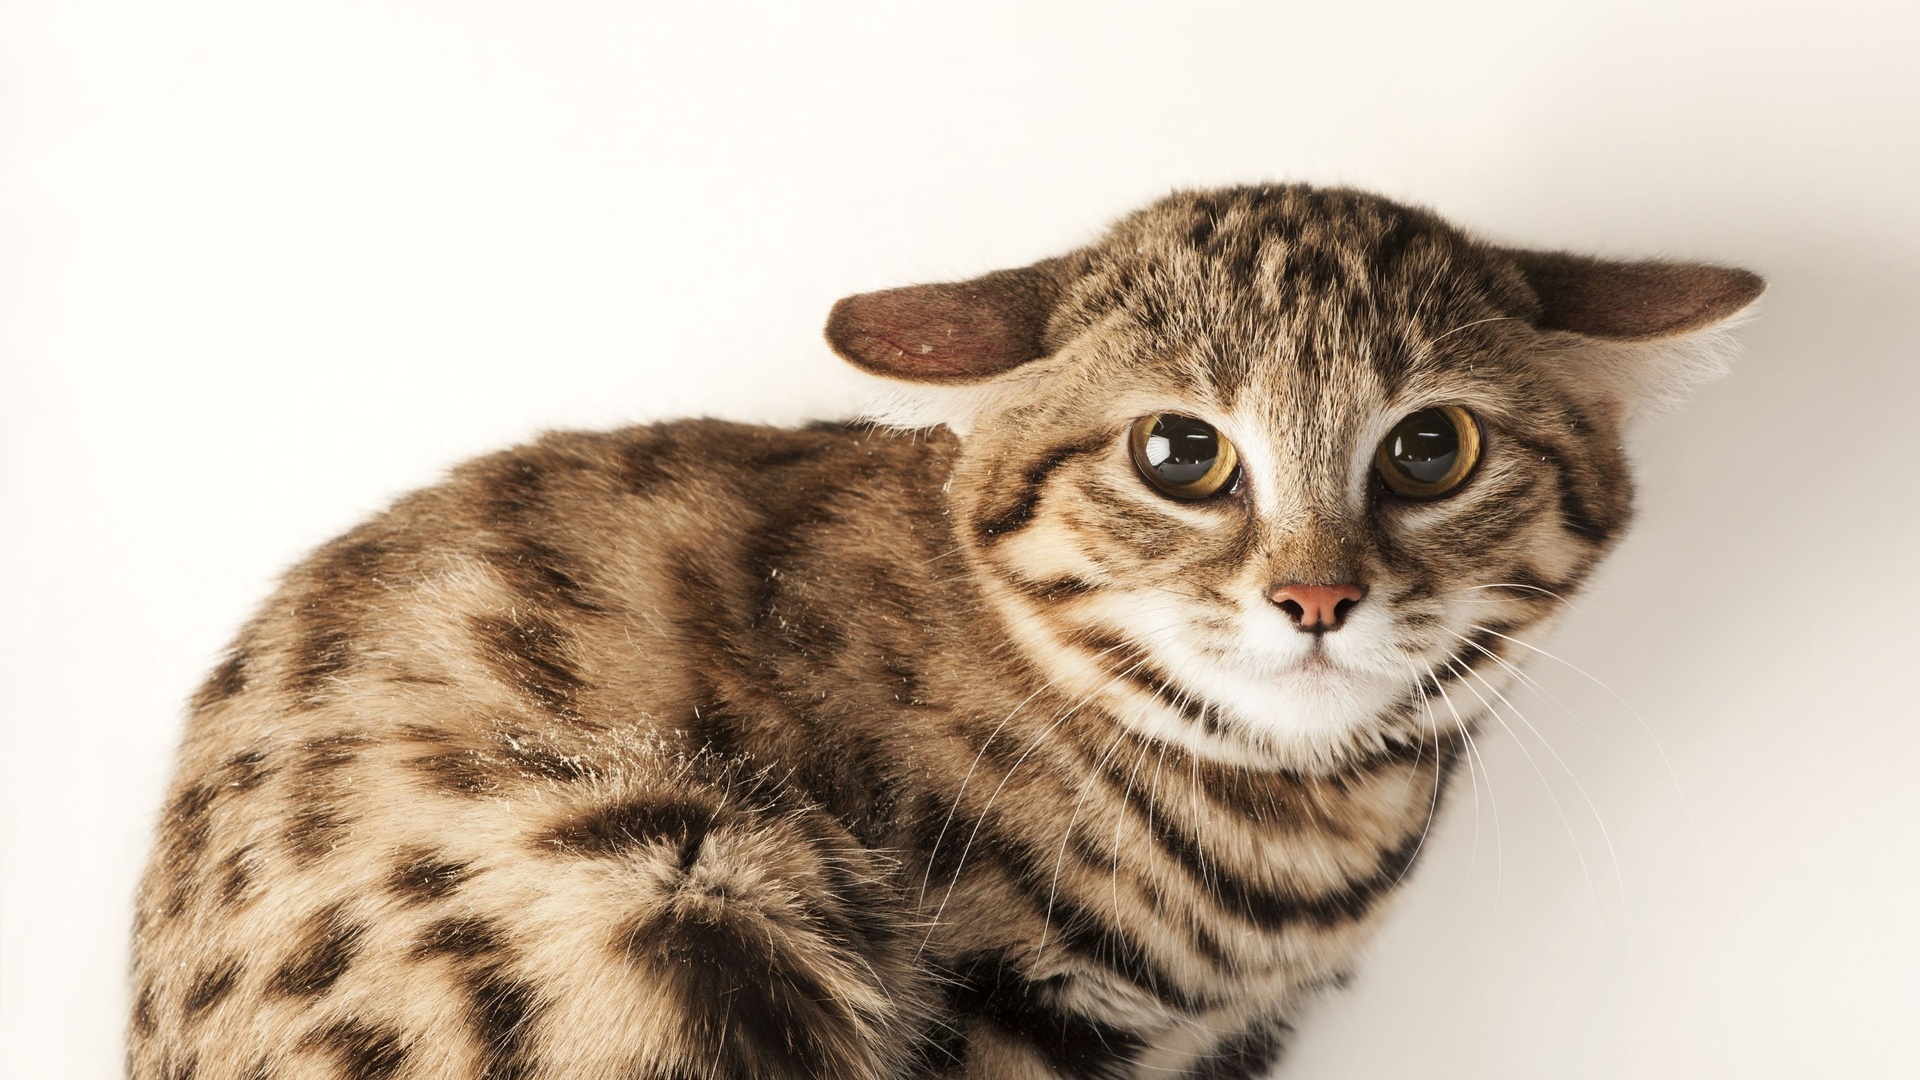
[{"left": 1269, "top": 583, "right": 1366, "bottom": 633}]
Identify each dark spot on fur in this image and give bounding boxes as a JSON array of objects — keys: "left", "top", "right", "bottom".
[
  {"left": 184, "top": 958, "right": 243, "bottom": 1019},
  {"left": 300, "top": 732, "right": 367, "bottom": 774},
  {"left": 288, "top": 613, "right": 354, "bottom": 695},
  {"left": 389, "top": 849, "right": 472, "bottom": 904},
  {"left": 272, "top": 905, "right": 365, "bottom": 997},
  {"left": 618, "top": 429, "right": 682, "bottom": 496},
  {"left": 217, "top": 844, "right": 258, "bottom": 907},
  {"left": 132, "top": 983, "right": 156, "bottom": 1035},
  {"left": 483, "top": 455, "right": 548, "bottom": 524},
  {"left": 191, "top": 649, "right": 249, "bottom": 710},
  {"left": 412, "top": 750, "right": 497, "bottom": 797},
  {"left": 625, "top": 905, "right": 853, "bottom": 1079},
  {"left": 163, "top": 783, "right": 219, "bottom": 864},
  {"left": 1183, "top": 1019, "right": 1293, "bottom": 1080},
  {"left": 500, "top": 741, "right": 591, "bottom": 783},
  {"left": 412, "top": 915, "right": 508, "bottom": 963},
  {"left": 487, "top": 537, "right": 609, "bottom": 615},
  {"left": 221, "top": 748, "right": 272, "bottom": 792},
  {"left": 284, "top": 805, "right": 349, "bottom": 863},
  {"left": 162, "top": 1054, "right": 199, "bottom": 1080},
  {"left": 301, "top": 1020, "right": 407, "bottom": 1080},
  {"left": 465, "top": 966, "right": 542, "bottom": 1080},
  {"left": 470, "top": 613, "right": 587, "bottom": 718},
  {"left": 945, "top": 952, "right": 1146, "bottom": 1080},
  {"left": 543, "top": 797, "right": 716, "bottom": 871}
]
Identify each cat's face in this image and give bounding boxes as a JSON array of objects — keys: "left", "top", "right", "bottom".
[{"left": 831, "top": 186, "right": 1759, "bottom": 771}]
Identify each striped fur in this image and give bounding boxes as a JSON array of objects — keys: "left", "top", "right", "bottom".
[{"left": 131, "top": 186, "right": 1758, "bottom": 1078}]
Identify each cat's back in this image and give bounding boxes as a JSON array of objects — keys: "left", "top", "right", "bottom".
[{"left": 130, "top": 418, "right": 963, "bottom": 1080}]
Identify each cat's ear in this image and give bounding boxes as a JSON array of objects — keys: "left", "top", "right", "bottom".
[
  {"left": 1504, "top": 248, "right": 1765, "bottom": 418},
  {"left": 825, "top": 259, "right": 1070, "bottom": 385}
]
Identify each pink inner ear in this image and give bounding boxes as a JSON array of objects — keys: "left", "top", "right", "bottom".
[{"left": 825, "top": 266, "right": 1060, "bottom": 385}]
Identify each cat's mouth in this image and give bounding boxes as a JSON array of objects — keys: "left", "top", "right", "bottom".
[{"left": 1271, "top": 649, "right": 1355, "bottom": 685}]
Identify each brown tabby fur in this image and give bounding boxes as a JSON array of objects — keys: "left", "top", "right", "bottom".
[{"left": 131, "top": 185, "right": 1761, "bottom": 1079}]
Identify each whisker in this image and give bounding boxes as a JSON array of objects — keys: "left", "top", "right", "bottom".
[
  {"left": 1429, "top": 671, "right": 1504, "bottom": 897},
  {"left": 1472, "top": 623, "right": 1717, "bottom": 876},
  {"left": 1445, "top": 657, "right": 1605, "bottom": 913},
  {"left": 1035, "top": 723, "right": 1133, "bottom": 963},
  {"left": 1384, "top": 665, "right": 1449, "bottom": 894},
  {"left": 1449, "top": 639, "right": 1626, "bottom": 909},
  {"left": 920, "top": 621, "right": 1189, "bottom": 963}
]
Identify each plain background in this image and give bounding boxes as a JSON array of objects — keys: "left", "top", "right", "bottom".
[{"left": 4, "top": 1, "right": 1917, "bottom": 1076}]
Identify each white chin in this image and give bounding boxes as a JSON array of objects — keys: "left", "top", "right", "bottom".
[{"left": 1171, "top": 658, "right": 1411, "bottom": 769}]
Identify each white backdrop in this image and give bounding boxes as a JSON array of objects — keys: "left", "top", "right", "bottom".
[{"left": 4, "top": 2, "right": 1917, "bottom": 1076}]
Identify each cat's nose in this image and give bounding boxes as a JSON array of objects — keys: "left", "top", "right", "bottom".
[{"left": 1269, "top": 583, "right": 1366, "bottom": 633}]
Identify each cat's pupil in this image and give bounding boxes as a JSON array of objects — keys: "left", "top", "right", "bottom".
[
  {"left": 1387, "top": 409, "right": 1459, "bottom": 483},
  {"left": 1145, "top": 415, "right": 1221, "bottom": 485}
]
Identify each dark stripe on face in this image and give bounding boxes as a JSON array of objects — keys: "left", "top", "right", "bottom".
[
  {"left": 975, "top": 438, "right": 1106, "bottom": 542},
  {"left": 1130, "top": 664, "right": 1211, "bottom": 728},
  {"left": 1505, "top": 432, "right": 1616, "bottom": 543},
  {"left": 945, "top": 952, "right": 1147, "bottom": 1080},
  {"left": 1073, "top": 629, "right": 1214, "bottom": 730},
  {"left": 1434, "top": 624, "right": 1513, "bottom": 685},
  {"left": 1009, "top": 574, "right": 1101, "bottom": 603}
]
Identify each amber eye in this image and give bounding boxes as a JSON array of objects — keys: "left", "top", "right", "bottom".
[
  {"left": 1129, "top": 414, "right": 1240, "bottom": 500},
  {"left": 1375, "top": 405, "right": 1481, "bottom": 498}
]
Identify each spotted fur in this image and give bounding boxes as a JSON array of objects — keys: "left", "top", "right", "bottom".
[{"left": 132, "top": 185, "right": 1759, "bottom": 1078}]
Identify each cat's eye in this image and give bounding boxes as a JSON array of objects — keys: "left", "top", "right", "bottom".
[
  {"left": 1375, "top": 405, "right": 1481, "bottom": 498},
  {"left": 1129, "top": 414, "right": 1240, "bottom": 500}
]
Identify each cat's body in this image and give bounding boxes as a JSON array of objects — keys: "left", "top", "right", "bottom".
[{"left": 131, "top": 186, "right": 1761, "bottom": 1079}]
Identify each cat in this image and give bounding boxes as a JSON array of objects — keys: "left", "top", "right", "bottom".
[{"left": 129, "top": 184, "right": 1761, "bottom": 1080}]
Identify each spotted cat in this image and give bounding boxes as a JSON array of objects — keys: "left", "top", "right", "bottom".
[{"left": 131, "top": 185, "right": 1762, "bottom": 1079}]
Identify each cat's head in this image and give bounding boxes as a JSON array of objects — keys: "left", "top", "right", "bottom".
[{"left": 828, "top": 186, "right": 1761, "bottom": 772}]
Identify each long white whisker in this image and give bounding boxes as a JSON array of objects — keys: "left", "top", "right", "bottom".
[
  {"left": 1457, "top": 628, "right": 1669, "bottom": 789},
  {"left": 1473, "top": 624, "right": 1717, "bottom": 877},
  {"left": 1430, "top": 671, "right": 1503, "bottom": 898},
  {"left": 1445, "top": 657, "right": 1603, "bottom": 913},
  {"left": 920, "top": 620, "right": 1189, "bottom": 962},
  {"left": 1449, "top": 639, "right": 1626, "bottom": 911},
  {"left": 1035, "top": 723, "right": 1133, "bottom": 963},
  {"left": 1385, "top": 669, "right": 1449, "bottom": 893}
]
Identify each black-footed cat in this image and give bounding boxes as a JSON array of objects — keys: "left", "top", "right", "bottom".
[{"left": 131, "top": 185, "right": 1762, "bottom": 1079}]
